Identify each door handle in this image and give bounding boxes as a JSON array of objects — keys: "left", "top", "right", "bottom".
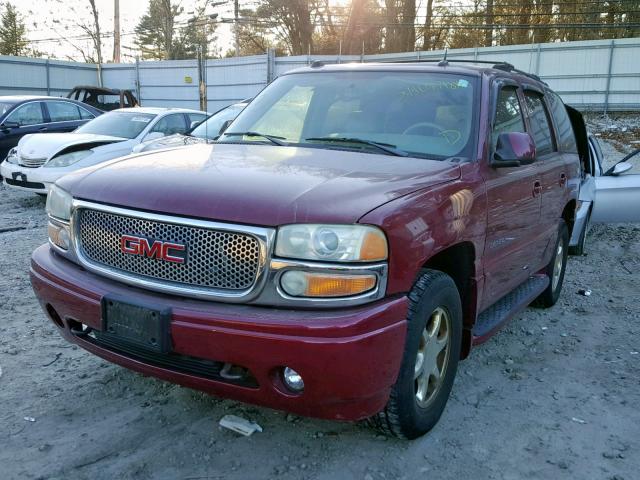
[
  {"left": 38, "top": 127, "right": 48, "bottom": 131},
  {"left": 559, "top": 173, "right": 567, "bottom": 186},
  {"left": 533, "top": 181, "right": 542, "bottom": 197}
]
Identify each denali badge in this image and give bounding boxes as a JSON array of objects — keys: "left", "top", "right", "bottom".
[{"left": 120, "top": 235, "right": 187, "bottom": 264}]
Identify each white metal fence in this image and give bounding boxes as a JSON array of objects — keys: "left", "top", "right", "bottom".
[{"left": 1, "top": 37, "right": 638, "bottom": 113}]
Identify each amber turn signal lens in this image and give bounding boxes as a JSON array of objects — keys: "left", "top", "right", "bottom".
[
  {"left": 48, "top": 222, "right": 70, "bottom": 250},
  {"left": 280, "top": 271, "right": 377, "bottom": 298},
  {"left": 359, "top": 230, "right": 388, "bottom": 261}
]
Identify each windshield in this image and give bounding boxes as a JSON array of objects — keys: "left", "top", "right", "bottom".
[
  {"left": 191, "top": 103, "right": 246, "bottom": 140},
  {"left": 0, "top": 102, "right": 16, "bottom": 116},
  {"left": 75, "top": 112, "right": 155, "bottom": 139},
  {"left": 220, "top": 71, "right": 478, "bottom": 159}
]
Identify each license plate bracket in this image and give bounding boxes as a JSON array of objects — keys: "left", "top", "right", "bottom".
[{"left": 100, "top": 295, "right": 171, "bottom": 353}]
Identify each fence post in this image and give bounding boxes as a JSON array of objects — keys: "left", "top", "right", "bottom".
[
  {"left": 535, "top": 43, "right": 541, "bottom": 76},
  {"left": 45, "top": 59, "right": 50, "bottom": 96},
  {"left": 266, "top": 48, "right": 275, "bottom": 83},
  {"left": 135, "top": 57, "right": 141, "bottom": 105},
  {"left": 604, "top": 39, "right": 615, "bottom": 115}
]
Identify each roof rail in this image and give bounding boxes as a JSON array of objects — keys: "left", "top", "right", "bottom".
[{"left": 388, "top": 58, "right": 546, "bottom": 84}]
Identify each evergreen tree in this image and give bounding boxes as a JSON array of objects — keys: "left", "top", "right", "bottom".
[{"left": 0, "top": 2, "right": 28, "bottom": 56}]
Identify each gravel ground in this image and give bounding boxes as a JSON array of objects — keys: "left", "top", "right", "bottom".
[{"left": 0, "top": 140, "right": 638, "bottom": 480}]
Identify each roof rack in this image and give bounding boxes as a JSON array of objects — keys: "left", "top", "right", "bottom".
[{"left": 390, "top": 58, "right": 546, "bottom": 84}]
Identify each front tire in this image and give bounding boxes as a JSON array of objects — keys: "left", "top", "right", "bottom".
[
  {"left": 370, "top": 269, "right": 462, "bottom": 439},
  {"left": 534, "top": 221, "right": 569, "bottom": 308}
]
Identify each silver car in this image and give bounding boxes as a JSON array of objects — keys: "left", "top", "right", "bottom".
[{"left": 570, "top": 132, "right": 640, "bottom": 254}]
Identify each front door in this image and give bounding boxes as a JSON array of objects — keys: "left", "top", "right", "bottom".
[
  {"left": 0, "top": 102, "right": 46, "bottom": 159},
  {"left": 481, "top": 84, "right": 542, "bottom": 310},
  {"left": 592, "top": 149, "right": 640, "bottom": 223}
]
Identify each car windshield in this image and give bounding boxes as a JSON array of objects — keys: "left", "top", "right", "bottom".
[
  {"left": 190, "top": 104, "right": 246, "bottom": 140},
  {"left": 220, "top": 71, "right": 478, "bottom": 160},
  {"left": 0, "top": 101, "right": 16, "bottom": 116},
  {"left": 75, "top": 112, "right": 155, "bottom": 139}
]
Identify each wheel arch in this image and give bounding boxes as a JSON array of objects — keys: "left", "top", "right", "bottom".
[{"left": 421, "top": 241, "right": 478, "bottom": 359}]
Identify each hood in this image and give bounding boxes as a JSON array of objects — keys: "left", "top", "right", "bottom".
[
  {"left": 58, "top": 143, "right": 460, "bottom": 226},
  {"left": 18, "top": 133, "right": 127, "bottom": 160}
]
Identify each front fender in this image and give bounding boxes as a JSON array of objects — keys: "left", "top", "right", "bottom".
[{"left": 359, "top": 166, "right": 487, "bottom": 296}]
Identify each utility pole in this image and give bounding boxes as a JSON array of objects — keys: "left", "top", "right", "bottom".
[
  {"left": 234, "top": 0, "right": 239, "bottom": 57},
  {"left": 113, "top": 0, "right": 121, "bottom": 63}
]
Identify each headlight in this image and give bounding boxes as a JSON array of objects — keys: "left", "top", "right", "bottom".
[
  {"left": 275, "top": 224, "right": 388, "bottom": 262},
  {"left": 6, "top": 147, "right": 18, "bottom": 164},
  {"left": 44, "top": 150, "right": 92, "bottom": 168},
  {"left": 46, "top": 185, "right": 73, "bottom": 221}
]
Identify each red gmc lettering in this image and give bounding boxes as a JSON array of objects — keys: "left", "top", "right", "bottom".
[{"left": 120, "top": 235, "right": 185, "bottom": 264}]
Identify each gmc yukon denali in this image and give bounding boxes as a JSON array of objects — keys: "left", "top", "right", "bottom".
[{"left": 31, "top": 61, "right": 580, "bottom": 439}]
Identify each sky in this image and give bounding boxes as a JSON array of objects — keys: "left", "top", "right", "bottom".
[{"left": 13, "top": 0, "right": 238, "bottom": 62}]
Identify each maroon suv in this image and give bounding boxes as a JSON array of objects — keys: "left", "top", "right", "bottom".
[{"left": 31, "top": 61, "right": 580, "bottom": 439}]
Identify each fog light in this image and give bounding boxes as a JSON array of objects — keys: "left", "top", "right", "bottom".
[
  {"left": 48, "top": 222, "right": 70, "bottom": 250},
  {"left": 280, "top": 270, "right": 376, "bottom": 298},
  {"left": 282, "top": 367, "right": 304, "bottom": 392}
]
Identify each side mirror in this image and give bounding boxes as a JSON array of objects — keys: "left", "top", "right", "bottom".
[
  {"left": 144, "top": 131, "right": 164, "bottom": 142},
  {"left": 1, "top": 120, "right": 19, "bottom": 131},
  {"left": 218, "top": 119, "right": 233, "bottom": 136},
  {"left": 609, "top": 161, "right": 633, "bottom": 176},
  {"left": 492, "top": 132, "right": 536, "bottom": 168}
]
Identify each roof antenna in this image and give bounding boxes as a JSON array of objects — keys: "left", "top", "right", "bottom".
[{"left": 438, "top": 48, "right": 449, "bottom": 67}]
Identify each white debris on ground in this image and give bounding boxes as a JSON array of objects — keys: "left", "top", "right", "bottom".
[
  {"left": 585, "top": 112, "right": 640, "bottom": 154},
  {"left": 219, "top": 414, "right": 263, "bottom": 436}
]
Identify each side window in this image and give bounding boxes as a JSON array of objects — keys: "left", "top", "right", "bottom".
[
  {"left": 547, "top": 93, "right": 577, "bottom": 153},
  {"left": 47, "top": 101, "right": 82, "bottom": 122},
  {"left": 150, "top": 114, "right": 187, "bottom": 135},
  {"left": 78, "top": 107, "right": 95, "bottom": 120},
  {"left": 6, "top": 102, "right": 45, "bottom": 126},
  {"left": 493, "top": 86, "right": 525, "bottom": 146},
  {"left": 186, "top": 113, "right": 206, "bottom": 129},
  {"left": 524, "top": 92, "right": 556, "bottom": 156}
]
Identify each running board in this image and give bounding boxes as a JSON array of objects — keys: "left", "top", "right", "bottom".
[{"left": 472, "top": 274, "right": 549, "bottom": 344}]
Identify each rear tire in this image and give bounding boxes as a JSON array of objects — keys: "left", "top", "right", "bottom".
[
  {"left": 534, "top": 221, "right": 569, "bottom": 308},
  {"left": 369, "top": 269, "right": 462, "bottom": 439}
]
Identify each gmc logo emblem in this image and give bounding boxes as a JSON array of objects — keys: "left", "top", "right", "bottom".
[{"left": 120, "top": 235, "right": 187, "bottom": 264}]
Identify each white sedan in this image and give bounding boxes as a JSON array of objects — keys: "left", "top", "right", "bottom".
[{"left": 1, "top": 107, "right": 207, "bottom": 194}]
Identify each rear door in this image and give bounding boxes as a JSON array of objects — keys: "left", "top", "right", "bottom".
[
  {"left": 44, "top": 100, "right": 93, "bottom": 133},
  {"left": 524, "top": 90, "right": 569, "bottom": 240},
  {"left": 591, "top": 149, "right": 640, "bottom": 223}
]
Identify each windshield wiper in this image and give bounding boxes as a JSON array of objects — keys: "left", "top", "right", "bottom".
[
  {"left": 304, "top": 137, "right": 409, "bottom": 157},
  {"left": 222, "top": 131, "right": 287, "bottom": 146}
]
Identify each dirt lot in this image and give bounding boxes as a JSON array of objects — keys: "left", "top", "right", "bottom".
[{"left": 0, "top": 138, "right": 638, "bottom": 480}]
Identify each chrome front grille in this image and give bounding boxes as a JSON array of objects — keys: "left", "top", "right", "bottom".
[
  {"left": 19, "top": 156, "right": 47, "bottom": 168},
  {"left": 75, "top": 208, "right": 263, "bottom": 292}
]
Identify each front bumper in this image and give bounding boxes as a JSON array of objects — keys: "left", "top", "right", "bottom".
[
  {"left": 30, "top": 245, "right": 408, "bottom": 420},
  {"left": 0, "top": 161, "right": 57, "bottom": 193}
]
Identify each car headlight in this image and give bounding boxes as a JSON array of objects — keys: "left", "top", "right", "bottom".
[
  {"left": 275, "top": 224, "right": 388, "bottom": 262},
  {"left": 46, "top": 185, "right": 73, "bottom": 221},
  {"left": 6, "top": 147, "right": 18, "bottom": 164},
  {"left": 44, "top": 150, "right": 92, "bottom": 168}
]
